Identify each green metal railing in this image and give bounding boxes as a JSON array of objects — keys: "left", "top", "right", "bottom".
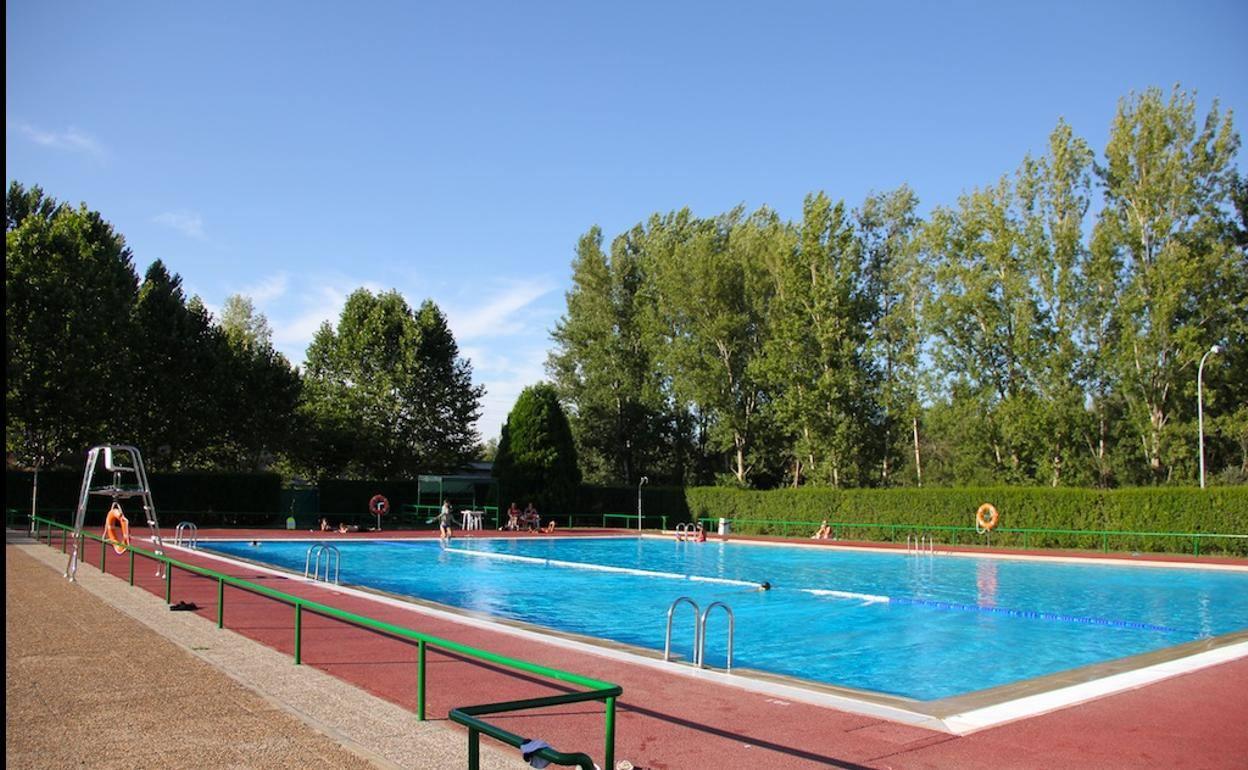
[
  {"left": 30, "top": 515, "right": 619, "bottom": 768},
  {"left": 695, "top": 517, "right": 1248, "bottom": 557},
  {"left": 602, "top": 512, "right": 669, "bottom": 531}
]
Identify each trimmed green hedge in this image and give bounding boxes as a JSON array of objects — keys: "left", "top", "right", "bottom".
[
  {"left": 5, "top": 469, "right": 283, "bottom": 526},
  {"left": 685, "top": 486, "right": 1248, "bottom": 555}
]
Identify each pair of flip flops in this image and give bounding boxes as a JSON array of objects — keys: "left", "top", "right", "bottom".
[{"left": 169, "top": 601, "right": 199, "bottom": 611}]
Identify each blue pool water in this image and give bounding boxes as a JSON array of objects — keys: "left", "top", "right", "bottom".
[{"left": 202, "top": 537, "right": 1248, "bottom": 700}]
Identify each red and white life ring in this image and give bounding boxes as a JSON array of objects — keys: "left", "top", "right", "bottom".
[{"left": 369, "top": 494, "right": 390, "bottom": 516}]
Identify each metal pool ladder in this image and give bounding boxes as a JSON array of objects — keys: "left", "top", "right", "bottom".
[
  {"left": 907, "top": 534, "right": 934, "bottom": 555},
  {"left": 664, "top": 596, "right": 700, "bottom": 664},
  {"left": 698, "top": 601, "right": 734, "bottom": 672},
  {"left": 664, "top": 597, "right": 736, "bottom": 672},
  {"left": 304, "top": 543, "right": 340, "bottom": 584},
  {"left": 173, "top": 521, "right": 198, "bottom": 549}
]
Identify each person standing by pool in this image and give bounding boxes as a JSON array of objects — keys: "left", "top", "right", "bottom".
[
  {"left": 439, "top": 500, "right": 453, "bottom": 542},
  {"left": 504, "top": 502, "right": 521, "bottom": 531}
]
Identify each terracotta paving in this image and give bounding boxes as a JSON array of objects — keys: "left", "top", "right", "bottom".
[{"left": 34, "top": 527, "right": 1248, "bottom": 769}]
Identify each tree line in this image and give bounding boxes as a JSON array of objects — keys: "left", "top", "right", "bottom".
[
  {"left": 5, "top": 183, "right": 482, "bottom": 479},
  {"left": 548, "top": 87, "right": 1248, "bottom": 489}
]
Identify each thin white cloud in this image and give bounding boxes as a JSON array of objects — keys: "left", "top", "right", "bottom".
[
  {"left": 10, "top": 121, "right": 106, "bottom": 159},
  {"left": 445, "top": 279, "right": 556, "bottom": 341},
  {"left": 239, "top": 273, "right": 289, "bottom": 304},
  {"left": 153, "top": 210, "right": 206, "bottom": 240}
]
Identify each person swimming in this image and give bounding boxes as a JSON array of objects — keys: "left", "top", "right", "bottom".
[{"left": 758, "top": 581, "right": 771, "bottom": 591}]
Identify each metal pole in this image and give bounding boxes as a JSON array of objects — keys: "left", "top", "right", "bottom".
[
  {"left": 1198, "top": 345, "right": 1223, "bottom": 489},
  {"left": 637, "top": 477, "right": 648, "bottom": 532}
]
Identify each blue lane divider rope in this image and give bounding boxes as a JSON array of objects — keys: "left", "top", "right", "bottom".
[{"left": 888, "top": 596, "right": 1192, "bottom": 635}]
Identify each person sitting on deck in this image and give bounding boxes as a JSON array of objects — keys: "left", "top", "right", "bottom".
[
  {"left": 541, "top": 520, "right": 557, "bottom": 534},
  {"left": 504, "top": 502, "right": 521, "bottom": 531},
  {"left": 337, "top": 522, "right": 350, "bottom": 534},
  {"left": 811, "top": 520, "right": 831, "bottom": 540},
  {"left": 320, "top": 517, "right": 332, "bottom": 532},
  {"left": 522, "top": 502, "right": 540, "bottom": 532}
]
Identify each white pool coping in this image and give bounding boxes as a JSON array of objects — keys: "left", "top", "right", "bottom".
[{"left": 168, "top": 534, "right": 1248, "bottom": 735}]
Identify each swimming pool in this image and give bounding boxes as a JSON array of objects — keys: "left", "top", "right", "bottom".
[{"left": 202, "top": 537, "right": 1248, "bottom": 701}]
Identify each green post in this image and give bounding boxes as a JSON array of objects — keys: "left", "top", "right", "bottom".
[
  {"left": 1194, "top": 537, "right": 1200, "bottom": 557},
  {"left": 294, "top": 604, "right": 303, "bottom": 665},
  {"left": 417, "top": 640, "right": 427, "bottom": 720},
  {"left": 165, "top": 565, "right": 172, "bottom": 603},
  {"left": 62, "top": 528, "right": 67, "bottom": 552},
  {"left": 604, "top": 695, "right": 617, "bottom": 770},
  {"left": 468, "top": 728, "right": 480, "bottom": 770},
  {"left": 128, "top": 549, "right": 135, "bottom": 586},
  {"left": 1101, "top": 532, "right": 1108, "bottom": 553},
  {"left": 217, "top": 579, "right": 225, "bottom": 628},
  {"left": 101, "top": 539, "right": 106, "bottom": 570}
]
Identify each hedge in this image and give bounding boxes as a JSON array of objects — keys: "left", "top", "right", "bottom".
[
  {"left": 684, "top": 486, "right": 1248, "bottom": 555},
  {"left": 5, "top": 469, "right": 283, "bottom": 526}
]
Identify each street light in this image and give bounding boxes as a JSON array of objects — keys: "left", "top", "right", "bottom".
[
  {"left": 1198, "top": 344, "right": 1224, "bottom": 489},
  {"left": 637, "top": 476, "right": 648, "bottom": 532}
]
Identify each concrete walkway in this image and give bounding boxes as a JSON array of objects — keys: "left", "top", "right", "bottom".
[{"left": 4, "top": 539, "right": 525, "bottom": 769}]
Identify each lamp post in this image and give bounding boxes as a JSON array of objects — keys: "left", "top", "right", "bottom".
[
  {"left": 1198, "top": 344, "right": 1224, "bottom": 489},
  {"left": 637, "top": 476, "right": 648, "bottom": 532}
]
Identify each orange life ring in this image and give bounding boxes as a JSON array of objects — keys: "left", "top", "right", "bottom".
[
  {"left": 369, "top": 494, "right": 390, "bottom": 516},
  {"left": 975, "top": 503, "right": 1000, "bottom": 532},
  {"left": 104, "top": 504, "right": 130, "bottom": 555}
]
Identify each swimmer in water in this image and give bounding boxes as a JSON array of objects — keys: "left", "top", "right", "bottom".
[{"left": 758, "top": 581, "right": 771, "bottom": 591}]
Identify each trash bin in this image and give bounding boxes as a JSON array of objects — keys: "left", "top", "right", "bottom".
[{"left": 718, "top": 518, "right": 731, "bottom": 536}]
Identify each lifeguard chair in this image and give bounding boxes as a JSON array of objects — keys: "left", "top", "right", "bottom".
[{"left": 65, "top": 445, "right": 166, "bottom": 582}]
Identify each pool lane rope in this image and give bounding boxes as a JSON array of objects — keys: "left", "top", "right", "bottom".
[
  {"left": 443, "top": 547, "right": 1194, "bottom": 636},
  {"left": 442, "top": 546, "right": 760, "bottom": 587}
]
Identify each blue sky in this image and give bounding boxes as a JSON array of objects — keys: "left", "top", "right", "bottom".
[{"left": 7, "top": 1, "right": 1247, "bottom": 443}]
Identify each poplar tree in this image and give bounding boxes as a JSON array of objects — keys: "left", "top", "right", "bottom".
[{"left": 1096, "top": 86, "right": 1241, "bottom": 481}]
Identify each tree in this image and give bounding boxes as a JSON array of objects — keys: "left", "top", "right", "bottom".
[
  {"left": 1017, "top": 120, "right": 1098, "bottom": 486},
  {"left": 298, "top": 289, "right": 481, "bottom": 479},
  {"left": 493, "top": 383, "right": 580, "bottom": 515},
  {"left": 219, "top": 294, "right": 273, "bottom": 348},
  {"left": 126, "top": 261, "right": 240, "bottom": 470},
  {"left": 548, "top": 225, "right": 670, "bottom": 484},
  {"left": 759, "top": 192, "right": 874, "bottom": 487},
  {"left": 1095, "top": 86, "right": 1241, "bottom": 481},
  {"left": 6, "top": 182, "right": 138, "bottom": 468},
  {"left": 858, "top": 186, "right": 926, "bottom": 486},
  {"left": 648, "top": 208, "right": 778, "bottom": 485}
]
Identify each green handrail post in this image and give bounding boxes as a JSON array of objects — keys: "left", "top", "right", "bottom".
[
  {"left": 468, "top": 727, "right": 480, "bottom": 770},
  {"left": 604, "top": 695, "right": 616, "bottom": 770},
  {"left": 294, "top": 603, "right": 303, "bottom": 665},
  {"left": 1194, "top": 537, "right": 1200, "bottom": 557},
  {"left": 128, "top": 549, "right": 135, "bottom": 586},
  {"left": 100, "top": 538, "right": 106, "bottom": 570},
  {"left": 62, "top": 527, "right": 67, "bottom": 552},
  {"left": 417, "top": 639, "right": 427, "bottom": 720},
  {"left": 217, "top": 578, "right": 225, "bottom": 628},
  {"left": 1101, "top": 531, "right": 1108, "bottom": 552},
  {"left": 165, "top": 564, "right": 173, "bottom": 603}
]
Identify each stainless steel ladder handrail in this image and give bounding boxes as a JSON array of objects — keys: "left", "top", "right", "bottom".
[
  {"left": 173, "top": 521, "right": 198, "bottom": 549},
  {"left": 304, "top": 543, "right": 341, "bottom": 584},
  {"left": 906, "top": 534, "right": 935, "bottom": 555},
  {"left": 663, "top": 596, "right": 700, "bottom": 663},
  {"left": 697, "top": 601, "right": 735, "bottom": 672}
]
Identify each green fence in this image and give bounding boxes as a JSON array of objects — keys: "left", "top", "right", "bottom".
[
  {"left": 29, "top": 515, "right": 620, "bottom": 769},
  {"left": 698, "top": 516, "right": 1248, "bottom": 557}
]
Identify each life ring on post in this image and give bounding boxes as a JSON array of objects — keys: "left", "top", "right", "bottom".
[
  {"left": 975, "top": 503, "right": 1000, "bottom": 533},
  {"left": 369, "top": 495, "right": 390, "bottom": 516},
  {"left": 104, "top": 503, "right": 130, "bottom": 555}
]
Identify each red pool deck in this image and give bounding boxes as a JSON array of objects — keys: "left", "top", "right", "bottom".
[{"left": 49, "top": 528, "right": 1248, "bottom": 769}]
